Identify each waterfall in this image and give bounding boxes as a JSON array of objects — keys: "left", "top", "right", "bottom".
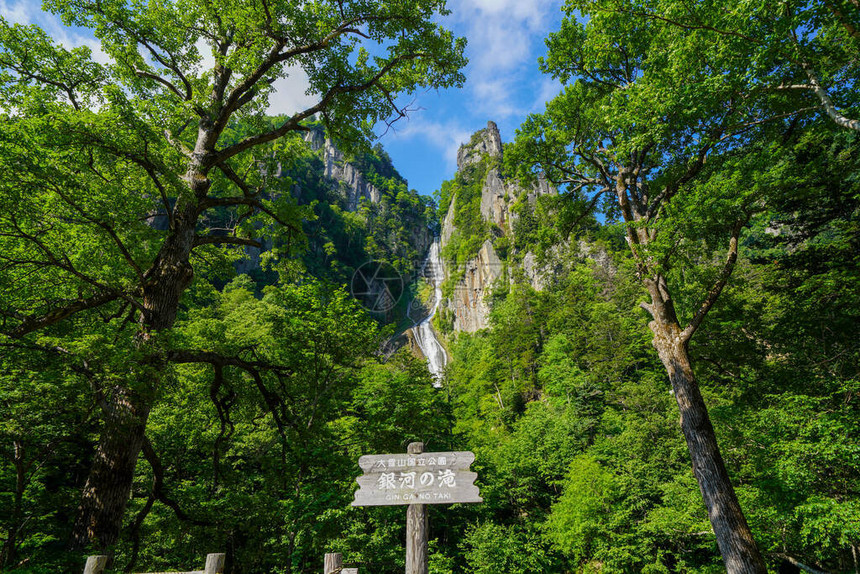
[{"left": 412, "top": 237, "right": 448, "bottom": 386}]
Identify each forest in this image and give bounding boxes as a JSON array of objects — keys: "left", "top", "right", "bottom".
[{"left": 0, "top": 0, "right": 857, "bottom": 573}]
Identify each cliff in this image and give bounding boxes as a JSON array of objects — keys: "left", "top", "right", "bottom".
[
  {"left": 303, "top": 127, "right": 383, "bottom": 210},
  {"left": 238, "top": 126, "right": 433, "bottom": 291},
  {"left": 438, "top": 121, "right": 556, "bottom": 333},
  {"left": 449, "top": 239, "right": 503, "bottom": 332}
]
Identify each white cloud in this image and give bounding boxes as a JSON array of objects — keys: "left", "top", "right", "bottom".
[
  {"left": 267, "top": 65, "right": 317, "bottom": 116},
  {"left": 468, "top": 0, "right": 551, "bottom": 23},
  {"left": 530, "top": 76, "right": 563, "bottom": 112},
  {"left": 444, "top": 0, "right": 563, "bottom": 120},
  {"left": 0, "top": 1, "right": 111, "bottom": 65},
  {"left": 471, "top": 76, "right": 524, "bottom": 119},
  {"left": 194, "top": 38, "right": 216, "bottom": 73},
  {"left": 51, "top": 28, "right": 111, "bottom": 65},
  {"left": 0, "top": 0, "right": 35, "bottom": 24}
]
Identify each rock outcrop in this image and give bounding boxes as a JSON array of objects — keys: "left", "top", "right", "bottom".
[
  {"left": 304, "top": 128, "right": 382, "bottom": 211},
  {"left": 438, "top": 121, "right": 555, "bottom": 333},
  {"left": 441, "top": 195, "right": 457, "bottom": 248},
  {"left": 457, "top": 120, "right": 503, "bottom": 168},
  {"left": 449, "top": 239, "right": 503, "bottom": 332},
  {"left": 480, "top": 168, "right": 509, "bottom": 229}
]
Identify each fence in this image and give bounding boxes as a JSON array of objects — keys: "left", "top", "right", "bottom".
[
  {"left": 84, "top": 554, "right": 224, "bottom": 574},
  {"left": 324, "top": 552, "right": 358, "bottom": 574},
  {"left": 84, "top": 552, "right": 357, "bottom": 574}
]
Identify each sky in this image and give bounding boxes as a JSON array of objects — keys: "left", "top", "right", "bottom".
[
  {"left": 376, "top": 0, "right": 566, "bottom": 197},
  {"left": 0, "top": 0, "right": 565, "bottom": 198}
]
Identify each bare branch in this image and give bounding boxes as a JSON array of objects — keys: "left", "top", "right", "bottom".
[
  {"left": 775, "top": 83, "right": 815, "bottom": 90},
  {"left": 799, "top": 61, "right": 860, "bottom": 132}
]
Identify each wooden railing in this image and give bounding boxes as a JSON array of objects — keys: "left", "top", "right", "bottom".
[
  {"left": 83, "top": 553, "right": 224, "bottom": 574},
  {"left": 84, "top": 552, "right": 358, "bottom": 573}
]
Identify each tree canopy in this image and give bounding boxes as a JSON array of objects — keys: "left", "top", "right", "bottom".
[
  {"left": 0, "top": 0, "right": 465, "bottom": 553},
  {"left": 506, "top": 0, "right": 859, "bottom": 571}
]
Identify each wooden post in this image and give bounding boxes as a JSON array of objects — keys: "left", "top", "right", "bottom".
[
  {"left": 205, "top": 553, "right": 226, "bottom": 574},
  {"left": 324, "top": 552, "right": 343, "bottom": 574},
  {"left": 405, "top": 442, "right": 428, "bottom": 574},
  {"left": 83, "top": 555, "right": 109, "bottom": 574}
]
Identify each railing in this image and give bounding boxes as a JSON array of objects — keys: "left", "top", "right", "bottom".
[
  {"left": 83, "top": 553, "right": 224, "bottom": 574},
  {"left": 84, "top": 552, "right": 358, "bottom": 573}
]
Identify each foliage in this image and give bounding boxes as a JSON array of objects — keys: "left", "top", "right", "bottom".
[
  {"left": 0, "top": 0, "right": 466, "bottom": 560},
  {"left": 437, "top": 157, "right": 494, "bottom": 276},
  {"left": 1, "top": 0, "right": 859, "bottom": 572}
]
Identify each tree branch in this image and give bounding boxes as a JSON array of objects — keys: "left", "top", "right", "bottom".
[
  {"left": 6, "top": 291, "right": 123, "bottom": 338},
  {"left": 192, "top": 235, "right": 262, "bottom": 249},
  {"left": 4, "top": 213, "right": 137, "bottom": 310},
  {"left": 680, "top": 219, "right": 745, "bottom": 343},
  {"left": 823, "top": 0, "right": 860, "bottom": 42},
  {"left": 140, "top": 438, "right": 207, "bottom": 527},
  {"left": 799, "top": 61, "right": 860, "bottom": 132},
  {"left": 217, "top": 12, "right": 413, "bottom": 132},
  {"left": 198, "top": 193, "right": 300, "bottom": 235},
  {"left": 591, "top": 6, "right": 759, "bottom": 44},
  {"left": 772, "top": 554, "right": 829, "bottom": 574},
  {"left": 213, "top": 52, "right": 427, "bottom": 165},
  {"left": 132, "top": 67, "right": 186, "bottom": 101},
  {"left": 168, "top": 349, "right": 290, "bottom": 375},
  {"left": 47, "top": 182, "right": 145, "bottom": 281}
]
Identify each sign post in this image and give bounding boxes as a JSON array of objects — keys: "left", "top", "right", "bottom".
[
  {"left": 405, "top": 442, "right": 428, "bottom": 574},
  {"left": 352, "top": 442, "right": 482, "bottom": 574}
]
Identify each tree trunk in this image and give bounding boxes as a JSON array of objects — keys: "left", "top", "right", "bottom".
[
  {"left": 71, "top": 177, "right": 203, "bottom": 550},
  {"left": 71, "top": 385, "right": 152, "bottom": 550},
  {"left": 649, "top": 317, "right": 768, "bottom": 574}
]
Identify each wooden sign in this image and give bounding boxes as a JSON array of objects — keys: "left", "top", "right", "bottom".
[
  {"left": 352, "top": 450, "right": 482, "bottom": 507},
  {"left": 354, "top": 443, "right": 482, "bottom": 574}
]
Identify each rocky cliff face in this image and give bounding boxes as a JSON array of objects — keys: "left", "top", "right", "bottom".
[
  {"left": 304, "top": 128, "right": 382, "bottom": 210},
  {"left": 449, "top": 239, "right": 503, "bottom": 332},
  {"left": 237, "top": 127, "right": 432, "bottom": 285},
  {"left": 439, "top": 121, "right": 556, "bottom": 333},
  {"left": 480, "top": 167, "right": 509, "bottom": 229},
  {"left": 436, "top": 122, "right": 616, "bottom": 335},
  {"left": 457, "top": 120, "right": 503, "bottom": 168}
]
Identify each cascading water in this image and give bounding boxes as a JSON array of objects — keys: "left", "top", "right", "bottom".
[{"left": 411, "top": 237, "right": 448, "bottom": 386}]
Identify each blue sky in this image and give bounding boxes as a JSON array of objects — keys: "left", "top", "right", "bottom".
[
  {"left": 378, "top": 0, "right": 565, "bottom": 198},
  {"left": 1, "top": 0, "right": 564, "bottom": 198}
]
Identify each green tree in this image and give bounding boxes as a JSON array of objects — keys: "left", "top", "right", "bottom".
[
  {"left": 0, "top": 0, "right": 465, "bottom": 551},
  {"left": 504, "top": 1, "right": 848, "bottom": 569},
  {"left": 574, "top": 0, "right": 860, "bottom": 132}
]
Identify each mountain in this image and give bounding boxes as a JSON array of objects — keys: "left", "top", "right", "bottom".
[
  {"left": 236, "top": 124, "right": 434, "bottom": 295},
  {"left": 434, "top": 121, "right": 614, "bottom": 334}
]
